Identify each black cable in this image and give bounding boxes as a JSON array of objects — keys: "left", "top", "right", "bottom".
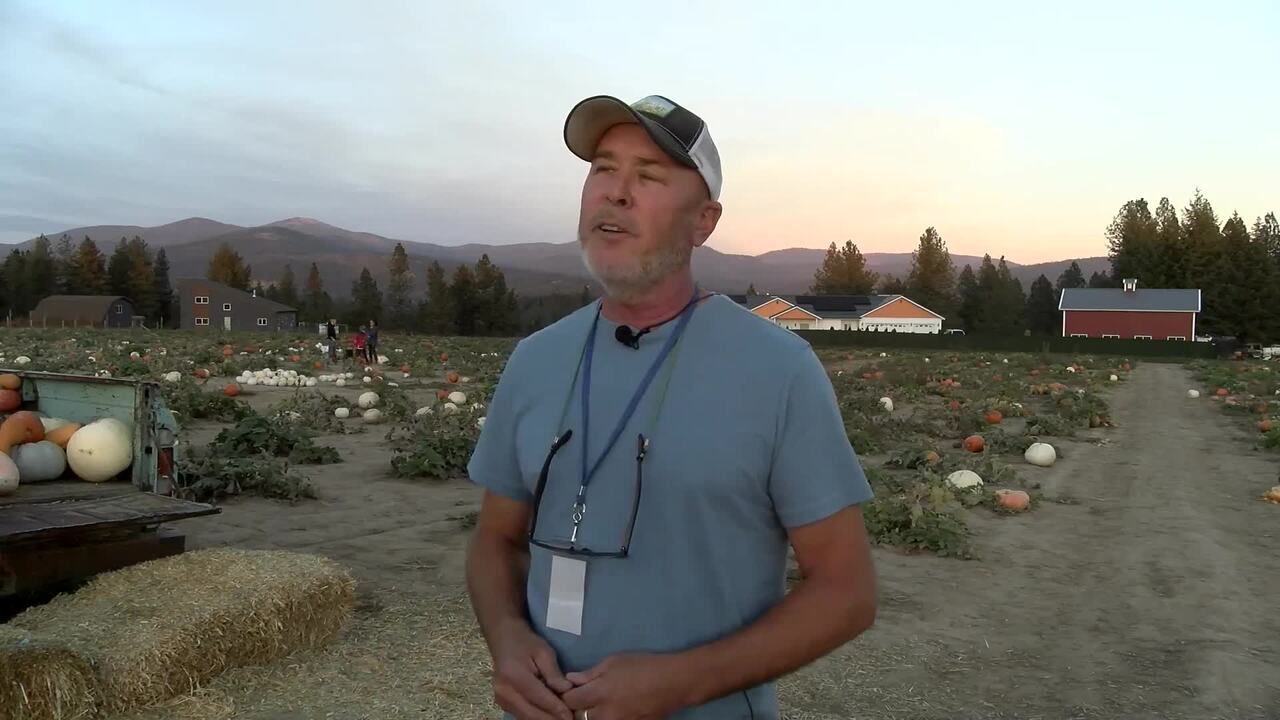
[{"left": 743, "top": 689, "right": 755, "bottom": 718}]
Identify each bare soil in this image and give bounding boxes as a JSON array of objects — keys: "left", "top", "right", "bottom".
[{"left": 115, "top": 363, "right": 1280, "bottom": 720}]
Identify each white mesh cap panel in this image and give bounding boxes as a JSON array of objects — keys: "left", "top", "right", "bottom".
[{"left": 688, "top": 125, "right": 722, "bottom": 201}]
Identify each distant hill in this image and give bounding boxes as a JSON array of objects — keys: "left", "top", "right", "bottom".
[{"left": 20, "top": 216, "right": 1111, "bottom": 297}]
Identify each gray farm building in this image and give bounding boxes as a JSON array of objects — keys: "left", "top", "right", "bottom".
[
  {"left": 28, "top": 295, "right": 138, "bottom": 328},
  {"left": 176, "top": 279, "right": 298, "bottom": 332}
]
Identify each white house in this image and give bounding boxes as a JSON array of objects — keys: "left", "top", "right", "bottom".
[{"left": 733, "top": 294, "right": 944, "bottom": 334}]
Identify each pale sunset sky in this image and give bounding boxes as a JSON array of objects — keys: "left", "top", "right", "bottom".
[{"left": 1, "top": 0, "right": 1276, "bottom": 262}]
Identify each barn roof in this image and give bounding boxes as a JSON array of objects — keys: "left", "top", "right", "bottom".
[
  {"left": 731, "top": 294, "right": 915, "bottom": 320},
  {"left": 1058, "top": 288, "right": 1201, "bottom": 313},
  {"left": 29, "top": 295, "right": 130, "bottom": 323},
  {"left": 176, "top": 279, "right": 298, "bottom": 313}
]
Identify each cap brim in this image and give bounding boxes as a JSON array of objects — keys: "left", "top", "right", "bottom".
[{"left": 564, "top": 95, "right": 697, "bottom": 169}]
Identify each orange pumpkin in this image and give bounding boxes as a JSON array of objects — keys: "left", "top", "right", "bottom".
[
  {"left": 400, "top": 364, "right": 411, "bottom": 374},
  {"left": 290, "top": 354, "right": 301, "bottom": 363},
  {"left": 948, "top": 400, "right": 962, "bottom": 412},
  {"left": 984, "top": 410, "right": 1004, "bottom": 425},
  {"left": 0, "top": 389, "right": 20, "bottom": 413},
  {"left": 0, "top": 374, "right": 20, "bottom": 391},
  {"left": 222, "top": 345, "right": 234, "bottom": 357},
  {"left": 1216, "top": 388, "right": 1230, "bottom": 397},
  {"left": 447, "top": 371, "right": 460, "bottom": 384},
  {"left": 440, "top": 352, "right": 449, "bottom": 362},
  {"left": 1121, "top": 362, "right": 1132, "bottom": 371},
  {"left": 46, "top": 422, "right": 81, "bottom": 449},
  {"left": 436, "top": 389, "right": 450, "bottom": 401},
  {"left": 1261, "top": 419, "right": 1275, "bottom": 433},
  {"left": 995, "top": 489, "right": 1031, "bottom": 512},
  {"left": 1029, "top": 369, "right": 1040, "bottom": 376},
  {"left": 963, "top": 435, "right": 985, "bottom": 453},
  {"left": 924, "top": 450, "right": 941, "bottom": 465},
  {"left": 194, "top": 368, "right": 210, "bottom": 379},
  {"left": 0, "top": 411, "right": 45, "bottom": 454},
  {"left": 223, "top": 383, "right": 241, "bottom": 397},
  {"left": 314, "top": 361, "right": 325, "bottom": 370},
  {"left": 1252, "top": 403, "right": 1269, "bottom": 415}
]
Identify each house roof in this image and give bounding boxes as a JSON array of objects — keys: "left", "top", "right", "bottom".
[
  {"left": 733, "top": 294, "right": 913, "bottom": 320},
  {"left": 176, "top": 278, "right": 298, "bottom": 313},
  {"left": 30, "top": 295, "right": 130, "bottom": 322},
  {"left": 1058, "top": 288, "right": 1201, "bottom": 313}
]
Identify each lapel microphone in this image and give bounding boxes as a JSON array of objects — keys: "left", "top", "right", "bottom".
[{"left": 614, "top": 324, "right": 650, "bottom": 349}]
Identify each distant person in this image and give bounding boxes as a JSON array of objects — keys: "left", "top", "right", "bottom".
[
  {"left": 352, "top": 326, "right": 367, "bottom": 369},
  {"left": 326, "top": 318, "right": 338, "bottom": 364},
  {"left": 366, "top": 320, "right": 379, "bottom": 365},
  {"left": 465, "top": 94, "right": 876, "bottom": 719}
]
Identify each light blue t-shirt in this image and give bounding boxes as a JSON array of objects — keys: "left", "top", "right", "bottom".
[{"left": 467, "top": 293, "right": 873, "bottom": 719}]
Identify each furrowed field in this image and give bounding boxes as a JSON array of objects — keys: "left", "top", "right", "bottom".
[{"left": 2, "top": 327, "right": 1278, "bottom": 719}]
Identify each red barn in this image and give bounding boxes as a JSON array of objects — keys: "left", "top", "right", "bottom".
[{"left": 1059, "top": 279, "right": 1201, "bottom": 341}]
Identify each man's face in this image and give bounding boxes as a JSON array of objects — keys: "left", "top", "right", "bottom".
[{"left": 577, "top": 123, "right": 721, "bottom": 301}]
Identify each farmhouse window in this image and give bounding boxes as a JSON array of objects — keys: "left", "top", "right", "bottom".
[
  {"left": 195, "top": 296, "right": 209, "bottom": 304},
  {"left": 223, "top": 303, "right": 232, "bottom": 311},
  {"left": 1167, "top": 336, "right": 1186, "bottom": 341},
  {"left": 114, "top": 303, "right": 123, "bottom": 313},
  {"left": 257, "top": 317, "right": 268, "bottom": 326},
  {"left": 1070, "top": 333, "right": 1087, "bottom": 338},
  {"left": 195, "top": 317, "right": 209, "bottom": 326},
  {"left": 1102, "top": 334, "right": 1120, "bottom": 339},
  {"left": 1134, "top": 335, "right": 1152, "bottom": 340}
]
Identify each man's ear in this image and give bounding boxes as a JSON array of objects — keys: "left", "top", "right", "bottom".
[{"left": 692, "top": 201, "right": 723, "bottom": 248}]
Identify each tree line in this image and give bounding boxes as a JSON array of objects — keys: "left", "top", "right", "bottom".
[
  {"left": 0, "top": 234, "right": 175, "bottom": 325},
  {"left": 803, "top": 191, "right": 1280, "bottom": 340},
  {"left": 205, "top": 242, "right": 525, "bottom": 336}
]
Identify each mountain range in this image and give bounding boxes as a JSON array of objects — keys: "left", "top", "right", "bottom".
[{"left": 9, "top": 217, "right": 1110, "bottom": 299}]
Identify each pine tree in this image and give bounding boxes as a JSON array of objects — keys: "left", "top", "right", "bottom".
[
  {"left": 1217, "top": 213, "right": 1280, "bottom": 341},
  {"left": 973, "top": 255, "right": 1002, "bottom": 334},
  {"left": 878, "top": 274, "right": 908, "bottom": 295},
  {"left": 152, "top": 249, "right": 174, "bottom": 327},
  {"left": 450, "top": 264, "right": 479, "bottom": 335},
  {"left": 276, "top": 265, "right": 300, "bottom": 308},
  {"left": 1182, "top": 190, "right": 1225, "bottom": 330},
  {"left": 997, "top": 258, "right": 1027, "bottom": 334},
  {"left": 1253, "top": 212, "right": 1280, "bottom": 266},
  {"left": 1088, "top": 271, "right": 1113, "bottom": 288},
  {"left": 1055, "top": 261, "right": 1087, "bottom": 291},
  {"left": 1151, "top": 197, "right": 1188, "bottom": 287},
  {"left": 746, "top": 283, "right": 757, "bottom": 295},
  {"left": 0, "top": 250, "right": 30, "bottom": 318},
  {"left": 386, "top": 243, "right": 415, "bottom": 329},
  {"left": 472, "top": 254, "right": 499, "bottom": 334},
  {"left": 53, "top": 234, "right": 75, "bottom": 293},
  {"left": 107, "top": 238, "right": 133, "bottom": 298},
  {"left": 25, "top": 236, "right": 57, "bottom": 311},
  {"left": 906, "top": 227, "right": 956, "bottom": 318},
  {"left": 125, "top": 236, "right": 155, "bottom": 320},
  {"left": 1106, "top": 199, "right": 1158, "bottom": 284},
  {"left": 206, "top": 242, "right": 252, "bottom": 290},
  {"left": 956, "top": 265, "right": 981, "bottom": 333},
  {"left": 1025, "top": 275, "right": 1058, "bottom": 336},
  {"left": 348, "top": 268, "right": 383, "bottom": 326},
  {"left": 421, "top": 261, "right": 454, "bottom": 334},
  {"left": 71, "top": 237, "right": 108, "bottom": 294},
  {"left": 303, "top": 263, "right": 330, "bottom": 321},
  {"left": 810, "top": 240, "right": 878, "bottom": 294}
]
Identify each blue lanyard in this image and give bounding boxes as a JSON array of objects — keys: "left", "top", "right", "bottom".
[{"left": 573, "top": 288, "right": 702, "bottom": 506}]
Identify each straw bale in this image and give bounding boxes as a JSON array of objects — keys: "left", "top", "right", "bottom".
[
  {"left": 0, "top": 624, "right": 100, "bottom": 720},
  {"left": 9, "top": 548, "right": 355, "bottom": 713}
]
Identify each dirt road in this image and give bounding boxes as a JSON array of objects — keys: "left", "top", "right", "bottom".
[{"left": 783, "top": 362, "right": 1280, "bottom": 720}]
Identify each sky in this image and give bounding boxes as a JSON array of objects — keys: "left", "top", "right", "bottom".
[{"left": 1, "top": 0, "right": 1277, "bottom": 263}]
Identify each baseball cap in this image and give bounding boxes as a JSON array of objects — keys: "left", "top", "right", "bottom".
[{"left": 564, "top": 94, "right": 722, "bottom": 201}]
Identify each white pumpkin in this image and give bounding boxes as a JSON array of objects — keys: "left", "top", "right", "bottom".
[
  {"left": 1024, "top": 442, "right": 1057, "bottom": 467},
  {"left": 66, "top": 418, "right": 132, "bottom": 483},
  {"left": 415, "top": 406, "right": 432, "bottom": 416},
  {"left": 163, "top": 371, "right": 182, "bottom": 383},
  {"left": 12, "top": 441, "right": 67, "bottom": 482},
  {"left": 878, "top": 397, "right": 894, "bottom": 413},
  {"left": 334, "top": 407, "right": 350, "bottom": 419},
  {"left": 335, "top": 378, "right": 346, "bottom": 387},
  {"left": 362, "top": 408, "right": 384, "bottom": 423},
  {"left": 476, "top": 416, "right": 486, "bottom": 429},
  {"left": 945, "top": 469, "right": 983, "bottom": 490},
  {"left": 357, "top": 392, "right": 380, "bottom": 409},
  {"left": 362, "top": 376, "right": 373, "bottom": 384},
  {"left": 344, "top": 372, "right": 354, "bottom": 379},
  {"left": 1109, "top": 374, "right": 1119, "bottom": 382},
  {"left": 442, "top": 402, "right": 459, "bottom": 413},
  {"left": 129, "top": 351, "right": 141, "bottom": 360},
  {"left": 0, "top": 452, "right": 18, "bottom": 495},
  {"left": 305, "top": 377, "right": 317, "bottom": 387},
  {"left": 1187, "top": 389, "right": 1200, "bottom": 399},
  {"left": 1065, "top": 366, "right": 1077, "bottom": 373},
  {"left": 448, "top": 391, "right": 467, "bottom": 405},
  {"left": 378, "top": 355, "right": 389, "bottom": 364},
  {"left": 14, "top": 356, "right": 30, "bottom": 366}
]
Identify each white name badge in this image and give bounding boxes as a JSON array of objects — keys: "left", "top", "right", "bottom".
[{"left": 546, "top": 555, "right": 586, "bottom": 635}]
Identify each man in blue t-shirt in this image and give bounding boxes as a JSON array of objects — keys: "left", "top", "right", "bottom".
[{"left": 466, "top": 94, "right": 877, "bottom": 720}]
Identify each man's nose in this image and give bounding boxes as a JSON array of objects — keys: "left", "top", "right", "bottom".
[{"left": 604, "top": 175, "right": 632, "bottom": 208}]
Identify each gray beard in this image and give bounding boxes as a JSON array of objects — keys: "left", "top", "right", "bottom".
[{"left": 579, "top": 239, "right": 691, "bottom": 304}]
